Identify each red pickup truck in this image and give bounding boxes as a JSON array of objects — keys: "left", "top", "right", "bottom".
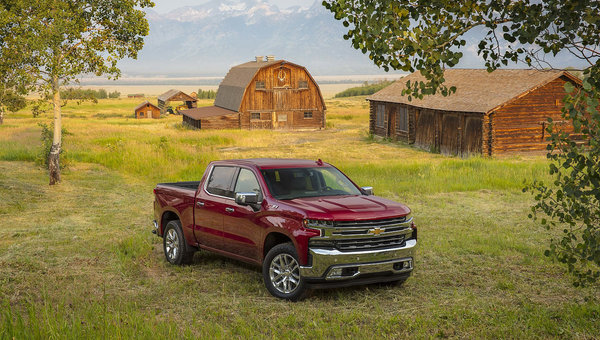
[{"left": 153, "top": 159, "right": 417, "bottom": 300}]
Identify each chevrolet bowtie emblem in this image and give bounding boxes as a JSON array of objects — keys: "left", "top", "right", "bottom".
[{"left": 369, "top": 227, "right": 385, "bottom": 235}]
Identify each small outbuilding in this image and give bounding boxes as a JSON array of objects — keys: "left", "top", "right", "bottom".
[
  {"left": 158, "top": 89, "right": 197, "bottom": 114},
  {"left": 134, "top": 101, "right": 160, "bottom": 119},
  {"left": 367, "top": 69, "right": 582, "bottom": 156},
  {"left": 181, "top": 56, "right": 326, "bottom": 130}
]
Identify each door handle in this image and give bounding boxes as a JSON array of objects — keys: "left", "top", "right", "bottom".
[
  {"left": 225, "top": 207, "right": 234, "bottom": 213},
  {"left": 196, "top": 201, "right": 204, "bottom": 207}
]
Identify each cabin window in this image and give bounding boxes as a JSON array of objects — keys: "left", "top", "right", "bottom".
[
  {"left": 206, "top": 166, "right": 237, "bottom": 198},
  {"left": 299, "top": 80, "right": 308, "bottom": 89},
  {"left": 304, "top": 111, "right": 313, "bottom": 119},
  {"left": 278, "top": 113, "right": 287, "bottom": 122},
  {"left": 139, "top": 112, "right": 144, "bottom": 118},
  {"left": 251, "top": 112, "right": 261, "bottom": 120},
  {"left": 255, "top": 81, "right": 265, "bottom": 89},
  {"left": 397, "top": 106, "right": 408, "bottom": 132},
  {"left": 376, "top": 104, "right": 385, "bottom": 128}
]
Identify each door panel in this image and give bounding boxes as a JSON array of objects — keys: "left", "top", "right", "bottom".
[
  {"left": 415, "top": 110, "right": 435, "bottom": 149},
  {"left": 463, "top": 116, "right": 483, "bottom": 155},
  {"left": 441, "top": 114, "right": 460, "bottom": 155}
]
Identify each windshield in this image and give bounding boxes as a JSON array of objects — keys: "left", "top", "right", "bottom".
[{"left": 260, "top": 167, "right": 362, "bottom": 200}]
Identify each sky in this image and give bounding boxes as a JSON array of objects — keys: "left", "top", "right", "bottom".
[{"left": 152, "top": 0, "right": 311, "bottom": 13}]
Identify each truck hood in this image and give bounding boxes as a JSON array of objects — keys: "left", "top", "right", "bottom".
[{"left": 279, "top": 195, "right": 410, "bottom": 221}]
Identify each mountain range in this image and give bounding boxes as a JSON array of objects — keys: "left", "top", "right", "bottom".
[
  {"left": 116, "top": 0, "right": 586, "bottom": 78},
  {"left": 117, "top": 0, "right": 395, "bottom": 77}
]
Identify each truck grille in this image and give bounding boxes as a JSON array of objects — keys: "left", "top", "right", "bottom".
[
  {"left": 335, "top": 234, "right": 406, "bottom": 251},
  {"left": 334, "top": 217, "right": 407, "bottom": 228}
]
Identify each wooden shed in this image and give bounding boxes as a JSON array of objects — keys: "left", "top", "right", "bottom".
[
  {"left": 181, "top": 57, "right": 326, "bottom": 130},
  {"left": 134, "top": 101, "right": 160, "bottom": 119},
  {"left": 158, "top": 89, "right": 197, "bottom": 114},
  {"left": 367, "top": 69, "right": 582, "bottom": 156}
]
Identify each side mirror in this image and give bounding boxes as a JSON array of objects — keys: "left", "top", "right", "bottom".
[
  {"left": 235, "top": 192, "right": 259, "bottom": 205},
  {"left": 361, "top": 186, "right": 374, "bottom": 195}
]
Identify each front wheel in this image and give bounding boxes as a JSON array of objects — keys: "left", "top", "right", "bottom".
[{"left": 262, "top": 243, "right": 307, "bottom": 301}]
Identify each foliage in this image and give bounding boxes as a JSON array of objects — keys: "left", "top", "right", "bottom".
[
  {"left": 322, "top": 0, "right": 600, "bottom": 98},
  {"left": 62, "top": 88, "right": 120, "bottom": 100},
  {"left": 0, "top": 0, "right": 153, "bottom": 183},
  {"left": 334, "top": 80, "right": 393, "bottom": 98},
  {"left": 525, "top": 79, "right": 600, "bottom": 286},
  {"left": 196, "top": 89, "right": 217, "bottom": 99}
]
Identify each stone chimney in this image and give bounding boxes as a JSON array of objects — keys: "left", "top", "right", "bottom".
[
  {"left": 266, "top": 55, "right": 275, "bottom": 62},
  {"left": 255, "top": 56, "right": 264, "bottom": 63}
]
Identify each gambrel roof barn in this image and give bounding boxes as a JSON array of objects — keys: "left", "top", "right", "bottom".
[{"left": 182, "top": 56, "right": 326, "bottom": 130}]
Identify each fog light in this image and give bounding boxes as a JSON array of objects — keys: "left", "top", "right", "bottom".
[
  {"left": 404, "top": 260, "right": 411, "bottom": 269},
  {"left": 328, "top": 268, "right": 343, "bottom": 278}
]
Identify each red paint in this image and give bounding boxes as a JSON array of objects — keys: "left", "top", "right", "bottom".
[{"left": 153, "top": 159, "right": 411, "bottom": 266}]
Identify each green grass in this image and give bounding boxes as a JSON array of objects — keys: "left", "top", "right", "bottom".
[{"left": 0, "top": 96, "right": 598, "bottom": 338}]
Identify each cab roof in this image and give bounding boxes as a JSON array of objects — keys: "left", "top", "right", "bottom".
[{"left": 210, "top": 158, "right": 331, "bottom": 169}]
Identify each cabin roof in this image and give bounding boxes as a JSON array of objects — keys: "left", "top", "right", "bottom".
[
  {"left": 211, "top": 158, "right": 332, "bottom": 169},
  {"left": 180, "top": 105, "right": 238, "bottom": 120},
  {"left": 158, "top": 89, "right": 196, "bottom": 102},
  {"left": 367, "top": 69, "right": 581, "bottom": 114},
  {"left": 134, "top": 101, "right": 159, "bottom": 111},
  {"left": 214, "top": 60, "right": 282, "bottom": 111}
]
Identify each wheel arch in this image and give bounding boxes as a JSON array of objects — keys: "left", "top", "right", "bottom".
[{"left": 160, "top": 210, "right": 180, "bottom": 236}]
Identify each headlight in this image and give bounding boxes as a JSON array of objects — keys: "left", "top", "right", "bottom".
[{"left": 303, "top": 219, "right": 334, "bottom": 237}]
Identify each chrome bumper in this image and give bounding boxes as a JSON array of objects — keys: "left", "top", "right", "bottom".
[
  {"left": 299, "top": 239, "right": 416, "bottom": 280},
  {"left": 152, "top": 220, "right": 159, "bottom": 235}
]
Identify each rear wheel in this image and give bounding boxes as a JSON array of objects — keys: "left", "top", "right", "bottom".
[
  {"left": 262, "top": 243, "right": 307, "bottom": 301},
  {"left": 163, "top": 220, "right": 195, "bottom": 265}
]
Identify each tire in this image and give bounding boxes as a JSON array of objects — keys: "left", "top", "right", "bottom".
[
  {"left": 163, "top": 220, "right": 195, "bottom": 265},
  {"left": 262, "top": 243, "right": 307, "bottom": 301}
]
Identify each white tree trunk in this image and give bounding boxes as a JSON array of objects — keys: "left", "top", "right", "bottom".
[{"left": 48, "top": 77, "right": 61, "bottom": 185}]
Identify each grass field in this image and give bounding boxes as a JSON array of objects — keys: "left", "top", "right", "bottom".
[{"left": 0, "top": 97, "right": 599, "bottom": 338}]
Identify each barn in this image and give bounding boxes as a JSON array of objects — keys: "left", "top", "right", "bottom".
[
  {"left": 181, "top": 56, "right": 326, "bottom": 130},
  {"left": 158, "top": 89, "right": 197, "bottom": 114},
  {"left": 367, "top": 69, "right": 582, "bottom": 156},
  {"left": 134, "top": 101, "right": 160, "bottom": 119}
]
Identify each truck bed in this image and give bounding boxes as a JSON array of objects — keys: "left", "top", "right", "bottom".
[{"left": 157, "top": 181, "right": 201, "bottom": 191}]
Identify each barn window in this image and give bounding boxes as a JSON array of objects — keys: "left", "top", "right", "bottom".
[
  {"left": 376, "top": 104, "right": 385, "bottom": 128},
  {"left": 304, "top": 111, "right": 313, "bottom": 119},
  {"left": 255, "top": 81, "right": 265, "bottom": 89},
  {"left": 278, "top": 113, "right": 287, "bottom": 122},
  {"left": 139, "top": 112, "right": 144, "bottom": 118},
  {"left": 299, "top": 80, "right": 308, "bottom": 89},
  {"left": 251, "top": 112, "right": 261, "bottom": 120},
  {"left": 397, "top": 106, "right": 408, "bottom": 132}
]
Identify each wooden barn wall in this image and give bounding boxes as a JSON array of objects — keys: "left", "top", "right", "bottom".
[
  {"left": 370, "top": 100, "right": 484, "bottom": 156},
  {"left": 182, "top": 115, "right": 201, "bottom": 129},
  {"left": 200, "top": 114, "right": 240, "bottom": 130},
  {"left": 239, "top": 64, "right": 325, "bottom": 129},
  {"left": 490, "top": 76, "right": 576, "bottom": 154}
]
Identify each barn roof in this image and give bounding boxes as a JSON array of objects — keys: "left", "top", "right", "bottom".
[
  {"left": 367, "top": 69, "right": 581, "bottom": 114},
  {"left": 180, "top": 105, "right": 239, "bottom": 120},
  {"left": 134, "top": 101, "right": 158, "bottom": 111},
  {"left": 158, "top": 89, "right": 196, "bottom": 102},
  {"left": 214, "top": 60, "right": 282, "bottom": 111}
]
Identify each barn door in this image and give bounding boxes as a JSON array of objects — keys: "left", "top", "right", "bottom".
[
  {"left": 440, "top": 114, "right": 460, "bottom": 155},
  {"left": 415, "top": 110, "right": 436, "bottom": 151},
  {"left": 274, "top": 88, "right": 292, "bottom": 111},
  {"left": 388, "top": 109, "right": 396, "bottom": 138},
  {"left": 462, "top": 116, "right": 483, "bottom": 155}
]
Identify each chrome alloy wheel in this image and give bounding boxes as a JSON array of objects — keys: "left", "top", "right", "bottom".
[
  {"left": 165, "top": 228, "right": 179, "bottom": 261},
  {"left": 269, "top": 253, "right": 300, "bottom": 294}
]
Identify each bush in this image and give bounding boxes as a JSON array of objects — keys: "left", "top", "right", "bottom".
[
  {"left": 62, "top": 88, "right": 116, "bottom": 100},
  {"left": 334, "top": 80, "right": 394, "bottom": 98},
  {"left": 36, "top": 123, "right": 70, "bottom": 169},
  {"left": 108, "top": 91, "right": 120, "bottom": 99}
]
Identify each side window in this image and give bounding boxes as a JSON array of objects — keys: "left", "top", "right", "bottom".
[
  {"left": 234, "top": 168, "right": 262, "bottom": 200},
  {"left": 376, "top": 104, "right": 385, "bottom": 128},
  {"left": 206, "top": 166, "right": 237, "bottom": 198},
  {"left": 255, "top": 81, "right": 265, "bottom": 89}
]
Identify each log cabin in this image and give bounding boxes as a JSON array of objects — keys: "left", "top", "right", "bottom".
[
  {"left": 181, "top": 56, "right": 326, "bottom": 130},
  {"left": 134, "top": 101, "right": 160, "bottom": 119},
  {"left": 158, "top": 89, "right": 198, "bottom": 114},
  {"left": 367, "top": 69, "right": 582, "bottom": 156}
]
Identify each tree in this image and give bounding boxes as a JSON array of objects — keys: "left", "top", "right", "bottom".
[
  {"left": 322, "top": 0, "right": 600, "bottom": 285},
  {"left": 1, "top": 0, "right": 153, "bottom": 184},
  {"left": 0, "top": 3, "right": 30, "bottom": 124}
]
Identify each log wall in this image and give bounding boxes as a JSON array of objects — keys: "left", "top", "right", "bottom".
[
  {"left": 490, "top": 76, "right": 575, "bottom": 154},
  {"left": 135, "top": 104, "right": 161, "bottom": 119}
]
